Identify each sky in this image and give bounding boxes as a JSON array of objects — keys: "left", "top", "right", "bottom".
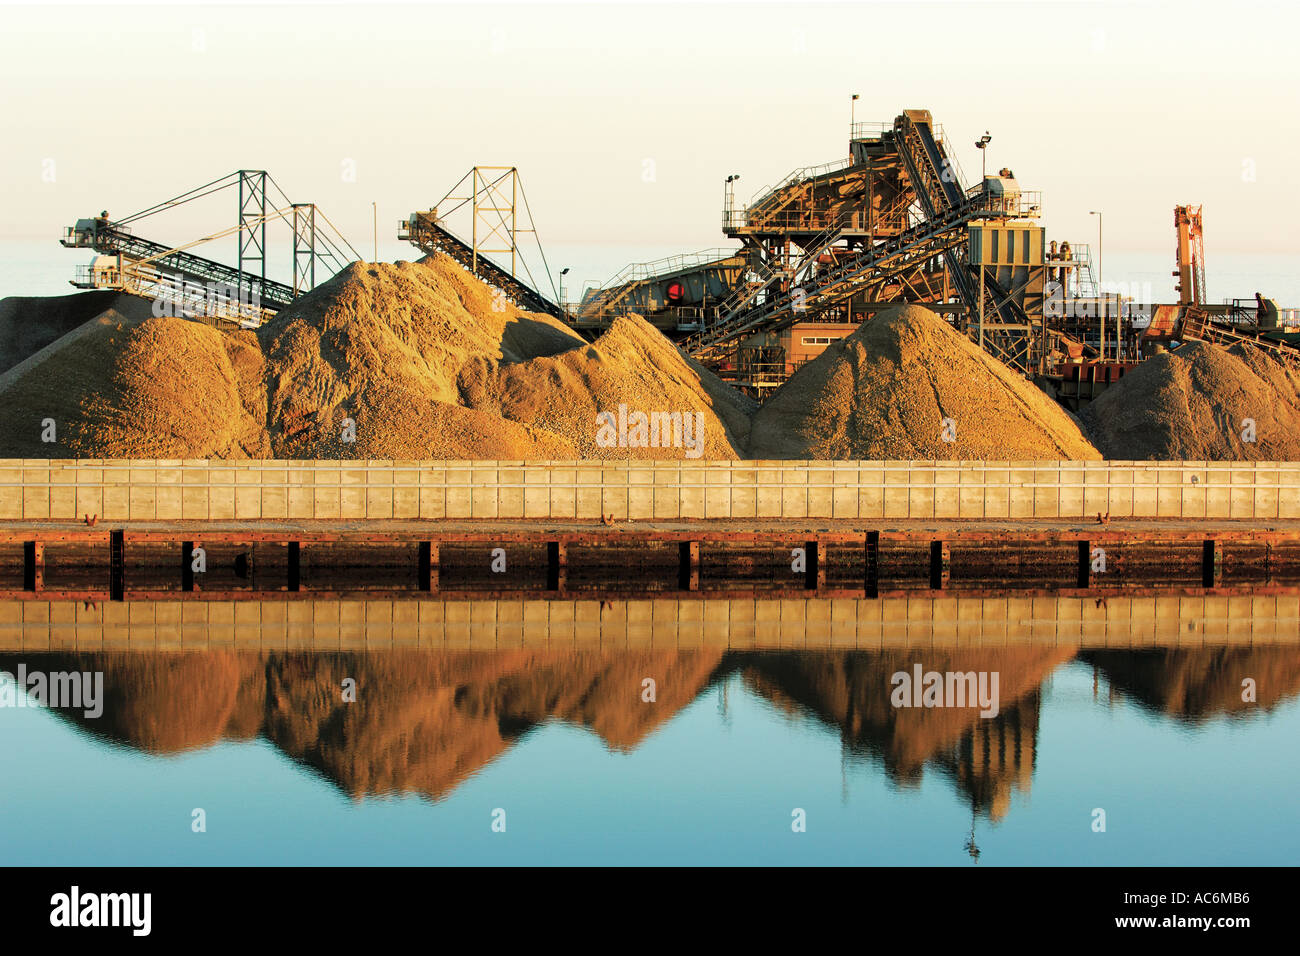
[{"left": 1, "top": 1, "right": 1297, "bottom": 273}]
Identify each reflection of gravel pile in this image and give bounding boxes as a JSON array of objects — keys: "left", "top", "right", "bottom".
[
  {"left": 0, "top": 649, "right": 726, "bottom": 800},
  {"left": 1082, "top": 341, "right": 1300, "bottom": 460},
  {"left": 750, "top": 304, "right": 1099, "bottom": 460},
  {"left": 1080, "top": 647, "right": 1300, "bottom": 719}
]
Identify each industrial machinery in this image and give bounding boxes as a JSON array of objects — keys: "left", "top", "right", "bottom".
[
  {"left": 1174, "top": 204, "right": 1207, "bottom": 308},
  {"left": 61, "top": 170, "right": 359, "bottom": 328},
  {"left": 399, "top": 167, "right": 566, "bottom": 320},
  {"left": 398, "top": 118, "right": 1298, "bottom": 404},
  {"left": 581, "top": 109, "right": 1048, "bottom": 390},
  {"left": 1042, "top": 203, "right": 1300, "bottom": 410},
  {"left": 575, "top": 249, "right": 747, "bottom": 334},
  {"left": 1168, "top": 204, "right": 1297, "bottom": 354}
]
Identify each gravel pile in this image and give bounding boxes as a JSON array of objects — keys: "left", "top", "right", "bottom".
[
  {"left": 750, "top": 304, "right": 1100, "bottom": 460},
  {"left": 1082, "top": 340, "right": 1300, "bottom": 460}
]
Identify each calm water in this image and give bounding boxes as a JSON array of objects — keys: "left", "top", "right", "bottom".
[{"left": 1, "top": 639, "right": 1297, "bottom": 866}]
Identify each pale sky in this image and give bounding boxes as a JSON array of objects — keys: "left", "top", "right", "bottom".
[{"left": 2, "top": 0, "right": 1298, "bottom": 266}]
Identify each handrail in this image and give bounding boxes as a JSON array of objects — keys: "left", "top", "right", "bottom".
[
  {"left": 740, "top": 156, "right": 856, "bottom": 218},
  {"left": 596, "top": 247, "right": 741, "bottom": 289},
  {"left": 849, "top": 120, "right": 891, "bottom": 141}
]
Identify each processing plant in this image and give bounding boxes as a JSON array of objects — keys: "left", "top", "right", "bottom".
[
  {"left": 59, "top": 109, "right": 1298, "bottom": 408},
  {"left": 563, "top": 108, "right": 1298, "bottom": 401}
]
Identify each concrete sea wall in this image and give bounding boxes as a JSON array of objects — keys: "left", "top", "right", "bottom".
[{"left": 3, "top": 459, "right": 1300, "bottom": 522}]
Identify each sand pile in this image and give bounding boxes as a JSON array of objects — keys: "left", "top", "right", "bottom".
[
  {"left": 456, "top": 312, "right": 755, "bottom": 458},
  {"left": 0, "top": 255, "right": 753, "bottom": 461},
  {"left": 1082, "top": 341, "right": 1300, "bottom": 460},
  {"left": 750, "top": 304, "right": 1100, "bottom": 460},
  {"left": 260, "top": 257, "right": 596, "bottom": 458},
  {"left": 261, "top": 256, "right": 753, "bottom": 459},
  {"left": 0, "top": 313, "right": 271, "bottom": 459}
]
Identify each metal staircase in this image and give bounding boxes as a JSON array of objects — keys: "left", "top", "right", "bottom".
[{"left": 714, "top": 219, "right": 846, "bottom": 322}]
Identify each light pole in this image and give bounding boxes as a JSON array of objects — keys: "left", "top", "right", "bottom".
[
  {"left": 974, "top": 133, "right": 991, "bottom": 347},
  {"left": 1090, "top": 210, "right": 1104, "bottom": 358},
  {"left": 850, "top": 93, "right": 860, "bottom": 132},
  {"left": 724, "top": 174, "right": 740, "bottom": 227},
  {"left": 559, "top": 267, "right": 570, "bottom": 311},
  {"left": 975, "top": 131, "right": 991, "bottom": 183}
]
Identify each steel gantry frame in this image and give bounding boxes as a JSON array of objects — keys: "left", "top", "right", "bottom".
[
  {"left": 399, "top": 166, "right": 565, "bottom": 318},
  {"left": 61, "top": 169, "right": 361, "bottom": 327},
  {"left": 291, "top": 203, "right": 318, "bottom": 296},
  {"left": 237, "top": 169, "right": 268, "bottom": 302}
]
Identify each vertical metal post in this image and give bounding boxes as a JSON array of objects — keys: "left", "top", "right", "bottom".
[
  {"left": 679, "top": 540, "right": 700, "bottom": 592},
  {"left": 547, "top": 540, "right": 566, "bottom": 592},
  {"left": 23, "top": 541, "right": 41, "bottom": 592},
  {"left": 109, "top": 530, "right": 125, "bottom": 601},
  {"left": 418, "top": 541, "right": 432, "bottom": 592},
  {"left": 287, "top": 541, "right": 301, "bottom": 593},
  {"left": 310, "top": 206, "right": 317, "bottom": 290},
  {"left": 865, "top": 531, "right": 880, "bottom": 598},
  {"left": 1202, "top": 539, "right": 1221, "bottom": 589},
  {"left": 238, "top": 170, "right": 268, "bottom": 304},
  {"left": 929, "top": 540, "right": 949, "bottom": 590},
  {"left": 1077, "top": 540, "right": 1092, "bottom": 589},
  {"left": 292, "top": 204, "right": 317, "bottom": 296},
  {"left": 471, "top": 167, "right": 479, "bottom": 275}
]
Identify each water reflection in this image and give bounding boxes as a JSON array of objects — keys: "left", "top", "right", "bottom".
[
  {"left": 1080, "top": 648, "right": 1300, "bottom": 721},
  {"left": 4, "top": 643, "right": 1297, "bottom": 822}
]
